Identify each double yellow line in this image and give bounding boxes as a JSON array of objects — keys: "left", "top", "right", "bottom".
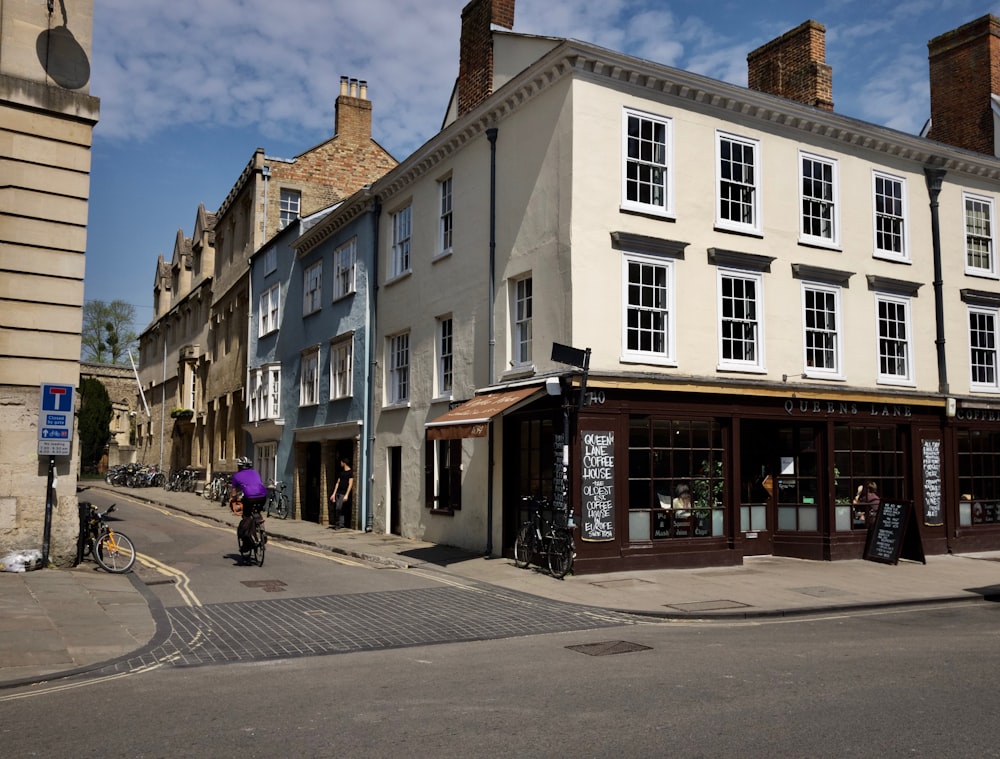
[{"left": 136, "top": 553, "right": 201, "bottom": 607}]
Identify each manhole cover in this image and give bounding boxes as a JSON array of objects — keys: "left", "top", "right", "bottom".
[
  {"left": 792, "top": 586, "right": 850, "bottom": 598},
  {"left": 566, "top": 640, "right": 652, "bottom": 657},
  {"left": 240, "top": 580, "right": 287, "bottom": 592},
  {"left": 590, "top": 578, "right": 655, "bottom": 589},
  {"left": 664, "top": 600, "right": 750, "bottom": 612}
]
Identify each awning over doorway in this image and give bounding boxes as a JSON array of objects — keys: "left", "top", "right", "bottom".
[{"left": 425, "top": 386, "right": 541, "bottom": 440}]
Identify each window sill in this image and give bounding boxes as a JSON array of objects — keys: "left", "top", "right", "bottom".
[
  {"left": 873, "top": 252, "right": 911, "bottom": 265},
  {"left": 620, "top": 354, "right": 676, "bottom": 368},
  {"left": 429, "top": 507, "right": 456, "bottom": 516},
  {"left": 797, "top": 238, "right": 842, "bottom": 252},
  {"left": 385, "top": 270, "right": 412, "bottom": 287},
  {"left": 431, "top": 394, "right": 453, "bottom": 404},
  {"left": 620, "top": 205, "right": 676, "bottom": 223},
  {"left": 713, "top": 223, "right": 763, "bottom": 239},
  {"left": 716, "top": 365, "right": 766, "bottom": 375},
  {"left": 502, "top": 365, "right": 535, "bottom": 380},
  {"left": 382, "top": 401, "right": 411, "bottom": 411},
  {"left": 433, "top": 250, "right": 453, "bottom": 264}
]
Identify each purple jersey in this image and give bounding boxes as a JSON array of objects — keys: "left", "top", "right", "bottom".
[{"left": 232, "top": 468, "right": 267, "bottom": 499}]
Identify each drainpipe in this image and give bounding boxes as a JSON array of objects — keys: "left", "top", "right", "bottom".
[
  {"left": 925, "top": 167, "right": 949, "bottom": 395},
  {"left": 486, "top": 127, "right": 498, "bottom": 556},
  {"left": 364, "top": 195, "right": 381, "bottom": 532}
]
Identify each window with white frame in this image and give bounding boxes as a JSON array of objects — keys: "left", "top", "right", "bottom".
[
  {"left": 300, "top": 347, "right": 320, "bottom": 406},
  {"left": 437, "top": 316, "right": 453, "bottom": 397},
  {"left": 969, "top": 306, "right": 999, "bottom": 390},
  {"left": 439, "top": 176, "right": 453, "bottom": 256},
  {"left": 330, "top": 337, "right": 353, "bottom": 400},
  {"left": 873, "top": 171, "right": 907, "bottom": 259},
  {"left": 802, "top": 283, "right": 841, "bottom": 377},
  {"left": 965, "top": 192, "right": 996, "bottom": 277},
  {"left": 717, "top": 132, "right": 760, "bottom": 233},
  {"left": 267, "top": 365, "right": 280, "bottom": 418},
  {"left": 334, "top": 238, "right": 357, "bottom": 300},
  {"left": 249, "top": 363, "right": 280, "bottom": 421},
  {"left": 512, "top": 276, "right": 533, "bottom": 367},
  {"left": 800, "top": 152, "right": 838, "bottom": 246},
  {"left": 622, "top": 108, "right": 672, "bottom": 216},
  {"left": 279, "top": 189, "right": 301, "bottom": 229},
  {"left": 622, "top": 253, "right": 673, "bottom": 363},
  {"left": 254, "top": 442, "right": 276, "bottom": 485},
  {"left": 718, "top": 269, "right": 764, "bottom": 371},
  {"left": 425, "top": 438, "right": 462, "bottom": 511},
  {"left": 303, "top": 261, "right": 322, "bottom": 315},
  {"left": 387, "top": 332, "right": 410, "bottom": 404},
  {"left": 391, "top": 204, "right": 412, "bottom": 278},
  {"left": 259, "top": 283, "right": 280, "bottom": 336},
  {"left": 876, "top": 294, "right": 913, "bottom": 384}
]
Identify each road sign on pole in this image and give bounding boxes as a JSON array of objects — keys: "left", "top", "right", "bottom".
[{"left": 38, "top": 383, "right": 75, "bottom": 457}]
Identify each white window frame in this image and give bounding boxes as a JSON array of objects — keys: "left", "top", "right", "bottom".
[
  {"left": 801, "top": 282, "right": 843, "bottom": 379},
  {"left": 799, "top": 151, "right": 839, "bottom": 248},
  {"left": 391, "top": 204, "right": 412, "bottom": 278},
  {"left": 872, "top": 171, "right": 908, "bottom": 261},
  {"left": 248, "top": 369, "right": 261, "bottom": 422},
  {"left": 267, "top": 365, "right": 281, "bottom": 418},
  {"left": 969, "top": 306, "right": 1000, "bottom": 391},
  {"left": 875, "top": 294, "right": 914, "bottom": 386},
  {"left": 438, "top": 176, "right": 453, "bottom": 257},
  {"left": 512, "top": 275, "right": 533, "bottom": 368},
  {"left": 621, "top": 252, "right": 675, "bottom": 365},
  {"left": 329, "top": 337, "right": 353, "bottom": 400},
  {"left": 437, "top": 315, "right": 454, "bottom": 398},
  {"left": 334, "top": 238, "right": 357, "bottom": 300},
  {"left": 259, "top": 283, "right": 280, "bottom": 336},
  {"left": 254, "top": 442, "right": 276, "bottom": 485},
  {"left": 964, "top": 191, "right": 997, "bottom": 278},
  {"left": 716, "top": 131, "right": 761, "bottom": 234},
  {"left": 303, "top": 261, "right": 322, "bottom": 316},
  {"left": 621, "top": 108, "right": 673, "bottom": 217},
  {"left": 279, "top": 188, "right": 301, "bottom": 230},
  {"left": 387, "top": 332, "right": 410, "bottom": 405},
  {"left": 717, "top": 268, "right": 765, "bottom": 373},
  {"left": 300, "top": 347, "right": 320, "bottom": 406}
]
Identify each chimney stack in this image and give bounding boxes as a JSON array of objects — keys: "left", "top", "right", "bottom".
[
  {"left": 334, "top": 74, "right": 372, "bottom": 143},
  {"left": 927, "top": 15, "right": 1000, "bottom": 156},
  {"left": 457, "top": 0, "right": 516, "bottom": 117},
  {"left": 747, "top": 20, "right": 834, "bottom": 111}
]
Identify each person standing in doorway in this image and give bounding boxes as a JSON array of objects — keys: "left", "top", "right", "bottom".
[{"left": 329, "top": 458, "right": 354, "bottom": 529}]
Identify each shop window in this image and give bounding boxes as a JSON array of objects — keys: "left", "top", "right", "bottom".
[
  {"left": 425, "top": 439, "right": 462, "bottom": 512},
  {"left": 833, "top": 424, "right": 905, "bottom": 531},
  {"left": 775, "top": 426, "right": 820, "bottom": 532},
  {"left": 957, "top": 428, "right": 1000, "bottom": 526},
  {"left": 628, "top": 416, "right": 724, "bottom": 541}
]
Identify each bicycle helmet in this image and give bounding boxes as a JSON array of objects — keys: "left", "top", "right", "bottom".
[{"left": 236, "top": 457, "right": 253, "bottom": 470}]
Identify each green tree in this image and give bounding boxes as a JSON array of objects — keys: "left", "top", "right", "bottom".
[
  {"left": 81, "top": 300, "right": 138, "bottom": 365},
  {"left": 79, "top": 377, "right": 112, "bottom": 473}
]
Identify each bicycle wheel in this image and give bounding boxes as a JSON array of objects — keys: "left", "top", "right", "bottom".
[
  {"left": 513, "top": 523, "right": 533, "bottom": 568},
  {"left": 547, "top": 529, "right": 574, "bottom": 579},
  {"left": 251, "top": 527, "right": 266, "bottom": 567},
  {"left": 94, "top": 530, "right": 136, "bottom": 573},
  {"left": 275, "top": 494, "right": 289, "bottom": 519}
]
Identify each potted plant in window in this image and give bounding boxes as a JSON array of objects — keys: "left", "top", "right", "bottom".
[{"left": 170, "top": 407, "right": 194, "bottom": 420}]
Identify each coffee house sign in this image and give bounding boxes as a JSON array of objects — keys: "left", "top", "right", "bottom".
[{"left": 783, "top": 399, "right": 913, "bottom": 418}]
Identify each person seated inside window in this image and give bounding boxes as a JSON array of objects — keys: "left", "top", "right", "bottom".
[{"left": 672, "top": 483, "right": 693, "bottom": 516}]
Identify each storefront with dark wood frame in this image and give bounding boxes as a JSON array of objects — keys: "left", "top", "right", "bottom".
[{"left": 503, "top": 384, "right": 951, "bottom": 574}]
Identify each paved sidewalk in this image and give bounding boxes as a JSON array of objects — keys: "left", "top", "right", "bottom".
[{"left": 4, "top": 481, "right": 1000, "bottom": 688}]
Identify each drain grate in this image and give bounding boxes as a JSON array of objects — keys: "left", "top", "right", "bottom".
[
  {"left": 240, "top": 580, "right": 288, "bottom": 592},
  {"left": 566, "top": 640, "right": 652, "bottom": 657},
  {"left": 663, "top": 600, "right": 750, "bottom": 612}
]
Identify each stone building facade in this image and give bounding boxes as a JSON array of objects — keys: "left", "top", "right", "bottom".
[{"left": 0, "top": 0, "right": 99, "bottom": 563}]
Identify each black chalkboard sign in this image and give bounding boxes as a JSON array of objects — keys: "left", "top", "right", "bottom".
[
  {"left": 863, "top": 500, "right": 926, "bottom": 565},
  {"left": 580, "top": 430, "right": 615, "bottom": 542},
  {"left": 921, "top": 439, "right": 943, "bottom": 526}
]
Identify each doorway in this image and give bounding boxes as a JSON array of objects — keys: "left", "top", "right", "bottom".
[
  {"left": 388, "top": 446, "right": 401, "bottom": 535},
  {"left": 303, "top": 442, "right": 322, "bottom": 523}
]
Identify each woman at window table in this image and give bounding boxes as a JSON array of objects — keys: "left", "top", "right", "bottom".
[
  {"left": 672, "top": 483, "right": 693, "bottom": 515},
  {"left": 853, "top": 480, "right": 880, "bottom": 525}
]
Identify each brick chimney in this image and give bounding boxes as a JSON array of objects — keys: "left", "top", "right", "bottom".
[
  {"left": 334, "top": 75, "right": 372, "bottom": 143},
  {"left": 457, "top": 0, "right": 515, "bottom": 117},
  {"left": 747, "top": 20, "right": 834, "bottom": 111},
  {"left": 927, "top": 15, "right": 1000, "bottom": 156}
]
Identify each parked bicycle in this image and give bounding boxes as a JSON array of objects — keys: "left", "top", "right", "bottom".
[
  {"left": 265, "top": 480, "right": 289, "bottom": 519},
  {"left": 237, "top": 502, "right": 266, "bottom": 566},
  {"left": 513, "top": 495, "right": 575, "bottom": 579},
  {"left": 203, "top": 472, "right": 230, "bottom": 502},
  {"left": 76, "top": 502, "right": 136, "bottom": 574},
  {"left": 165, "top": 467, "right": 197, "bottom": 492}
]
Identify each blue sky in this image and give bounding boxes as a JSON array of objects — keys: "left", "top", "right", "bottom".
[{"left": 84, "top": 0, "right": 1000, "bottom": 335}]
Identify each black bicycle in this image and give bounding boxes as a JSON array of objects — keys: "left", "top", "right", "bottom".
[
  {"left": 238, "top": 503, "right": 266, "bottom": 566},
  {"left": 513, "top": 496, "right": 575, "bottom": 579},
  {"left": 265, "top": 480, "right": 289, "bottom": 519}
]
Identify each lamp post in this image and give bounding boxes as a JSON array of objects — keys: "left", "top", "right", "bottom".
[{"left": 549, "top": 343, "right": 591, "bottom": 522}]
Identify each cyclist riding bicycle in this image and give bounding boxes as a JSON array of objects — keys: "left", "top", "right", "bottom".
[{"left": 233, "top": 457, "right": 267, "bottom": 553}]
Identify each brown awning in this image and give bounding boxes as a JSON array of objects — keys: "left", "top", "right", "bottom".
[{"left": 425, "top": 386, "right": 541, "bottom": 440}]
